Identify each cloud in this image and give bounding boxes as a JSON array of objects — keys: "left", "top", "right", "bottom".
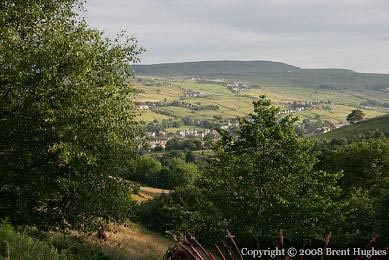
[{"left": 84, "top": 0, "right": 389, "bottom": 73}]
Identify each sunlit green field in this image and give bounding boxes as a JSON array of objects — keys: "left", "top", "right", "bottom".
[
  {"left": 135, "top": 77, "right": 389, "bottom": 126},
  {"left": 136, "top": 110, "right": 173, "bottom": 122},
  {"left": 319, "top": 115, "right": 389, "bottom": 140}
]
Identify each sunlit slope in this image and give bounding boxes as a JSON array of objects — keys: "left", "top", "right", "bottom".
[{"left": 320, "top": 115, "right": 389, "bottom": 139}]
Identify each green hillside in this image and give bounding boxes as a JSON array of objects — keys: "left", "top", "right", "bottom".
[
  {"left": 132, "top": 60, "right": 389, "bottom": 133},
  {"left": 133, "top": 60, "right": 300, "bottom": 75},
  {"left": 320, "top": 115, "right": 389, "bottom": 140},
  {"left": 133, "top": 60, "right": 389, "bottom": 90}
]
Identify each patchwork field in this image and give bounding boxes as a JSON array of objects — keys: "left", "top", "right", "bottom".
[
  {"left": 134, "top": 78, "right": 388, "bottom": 126},
  {"left": 131, "top": 61, "right": 389, "bottom": 132}
]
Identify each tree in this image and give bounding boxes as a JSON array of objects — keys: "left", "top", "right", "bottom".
[
  {"left": 185, "top": 150, "right": 196, "bottom": 163},
  {"left": 316, "top": 138, "right": 389, "bottom": 242},
  {"left": 160, "top": 158, "right": 200, "bottom": 188},
  {"left": 320, "top": 138, "right": 389, "bottom": 194},
  {"left": 376, "top": 179, "right": 389, "bottom": 244},
  {"left": 347, "top": 109, "right": 365, "bottom": 123},
  {"left": 201, "top": 96, "right": 343, "bottom": 243},
  {"left": 0, "top": 0, "right": 143, "bottom": 231},
  {"left": 128, "top": 156, "right": 162, "bottom": 187}
]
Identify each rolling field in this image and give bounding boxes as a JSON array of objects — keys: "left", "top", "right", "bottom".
[
  {"left": 133, "top": 61, "right": 389, "bottom": 131},
  {"left": 319, "top": 115, "right": 389, "bottom": 140},
  {"left": 136, "top": 77, "right": 388, "bottom": 125},
  {"left": 136, "top": 110, "right": 173, "bottom": 122}
]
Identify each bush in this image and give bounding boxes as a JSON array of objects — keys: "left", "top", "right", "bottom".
[
  {"left": 48, "top": 235, "right": 109, "bottom": 260},
  {"left": 159, "top": 158, "right": 201, "bottom": 189},
  {"left": 0, "top": 221, "right": 67, "bottom": 260},
  {"left": 138, "top": 186, "right": 226, "bottom": 243}
]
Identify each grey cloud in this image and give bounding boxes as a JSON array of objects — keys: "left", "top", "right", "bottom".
[{"left": 85, "top": 0, "right": 389, "bottom": 73}]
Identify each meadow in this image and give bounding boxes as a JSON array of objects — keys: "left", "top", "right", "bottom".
[
  {"left": 135, "top": 76, "right": 388, "bottom": 128},
  {"left": 319, "top": 114, "right": 389, "bottom": 140}
]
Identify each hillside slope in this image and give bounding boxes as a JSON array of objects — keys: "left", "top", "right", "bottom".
[
  {"left": 132, "top": 60, "right": 389, "bottom": 90},
  {"left": 133, "top": 60, "right": 300, "bottom": 75},
  {"left": 320, "top": 115, "right": 389, "bottom": 140},
  {"left": 100, "top": 222, "right": 171, "bottom": 259}
]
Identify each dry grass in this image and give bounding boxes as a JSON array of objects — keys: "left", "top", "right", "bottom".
[
  {"left": 139, "top": 186, "right": 171, "bottom": 199},
  {"left": 96, "top": 222, "right": 172, "bottom": 260},
  {"left": 132, "top": 186, "right": 171, "bottom": 202}
]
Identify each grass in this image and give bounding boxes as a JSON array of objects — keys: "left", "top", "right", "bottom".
[
  {"left": 136, "top": 110, "right": 173, "bottom": 122},
  {"left": 319, "top": 115, "right": 389, "bottom": 140},
  {"left": 135, "top": 75, "right": 389, "bottom": 125},
  {"left": 298, "top": 105, "right": 386, "bottom": 124},
  {"left": 98, "top": 222, "right": 171, "bottom": 260},
  {"left": 0, "top": 220, "right": 172, "bottom": 260},
  {"left": 132, "top": 186, "right": 171, "bottom": 202}
]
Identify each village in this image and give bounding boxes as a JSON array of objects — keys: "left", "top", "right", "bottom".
[{"left": 145, "top": 120, "right": 239, "bottom": 150}]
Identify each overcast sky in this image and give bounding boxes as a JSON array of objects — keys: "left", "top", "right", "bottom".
[{"left": 85, "top": 0, "right": 389, "bottom": 73}]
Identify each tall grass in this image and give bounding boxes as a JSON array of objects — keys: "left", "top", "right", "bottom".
[
  {"left": 0, "top": 221, "right": 171, "bottom": 260},
  {"left": 0, "top": 221, "right": 67, "bottom": 260}
]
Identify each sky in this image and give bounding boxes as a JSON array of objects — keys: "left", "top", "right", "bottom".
[{"left": 85, "top": 0, "right": 389, "bottom": 73}]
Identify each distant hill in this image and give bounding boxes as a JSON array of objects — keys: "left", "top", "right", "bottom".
[
  {"left": 132, "top": 60, "right": 389, "bottom": 90},
  {"left": 133, "top": 60, "right": 300, "bottom": 75},
  {"left": 320, "top": 115, "right": 389, "bottom": 140}
]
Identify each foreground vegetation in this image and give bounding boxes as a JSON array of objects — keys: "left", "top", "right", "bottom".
[
  {"left": 1, "top": 0, "right": 388, "bottom": 259},
  {"left": 0, "top": 221, "right": 170, "bottom": 259},
  {"left": 0, "top": 0, "right": 143, "bottom": 232}
]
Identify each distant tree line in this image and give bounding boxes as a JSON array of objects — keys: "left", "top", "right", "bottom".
[
  {"left": 360, "top": 99, "right": 389, "bottom": 108},
  {"left": 128, "top": 151, "right": 201, "bottom": 189},
  {"left": 145, "top": 100, "right": 219, "bottom": 111},
  {"left": 143, "top": 118, "right": 223, "bottom": 132}
]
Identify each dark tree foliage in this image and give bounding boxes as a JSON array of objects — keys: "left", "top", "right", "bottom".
[
  {"left": 128, "top": 155, "right": 200, "bottom": 189},
  {"left": 346, "top": 109, "right": 365, "bottom": 123},
  {"left": 165, "top": 138, "right": 202, "bottom": 151},
  {"left": 128, "top": 156, "right": 162, "bottom": 187},
  {"left": 201, "top": 96, "right": 343, "bottom": 243},
  {"left": 138, "top": 186, "right": 226, "bottom": 243},
  {"left": 315, "top": 138, "right": 389, "bottom": 242},
  {"left": 0, "top": 0, "right": 143, "bottom": 231}
]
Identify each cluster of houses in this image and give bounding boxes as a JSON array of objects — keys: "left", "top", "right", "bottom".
[
  {"left": 147, "top": 129, "right": 220, "bottom": 150},
  {"left": 183, "top": 90, "right": 205, "bottom": 98},
  {"left": 145, "top": 121, "right": 240, "bottom": 151},
  {"left": 220, "top": 120, "right": 239, "bottom": 130},
  {"left": 226, "top": 82, "right": 249, "bottom": 93},
  {"left": 313, "top": 126, "right": 332, "bottom": 134},
  {"left": 176, "top": 129, "right": 219, "bottom": 138},
  {"left": 278, "top": 107, "right": 308, "bottom": 115},
  {"left": 137, "top": 104, "right": 150, "bottom": 110},
  {"left": 147, "top": 128, "right": 221, "bottom": 150}
]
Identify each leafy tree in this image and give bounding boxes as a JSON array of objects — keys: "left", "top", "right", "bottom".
[
  {"left": 165, "top": 138, "right": 202, "bottom": 151},
  {"left": 138, "top": 186, "right": 225, "bottom": 242},
  {"left": 319, "top": 138, "right": 389, "bottom": 194},
  {"left": 128, "top": 156, "right": 162, "bottom": 187},
  {"left": 376, "top": 179, "right": 389, "bottom": 244},
  {"left": 160, "top": 151, "right": 185, "bottom": 165},
  {"left": 0, "top": 0, "right": 143, "bottom": 231},
  {"left": 185, "top": 150, "right": 196, "bottom": 163},
  {"left": 159, "top": 158, "right": 201, "bottom": 188},
  {"left": 201, "top": 96, "right": 343, "bottom": 242},
  {"left": 316, "top": 138, "right": 389, "bottom": 242},
  {"left": 347, "top": 109, "right": 365, "bottom": 123}
]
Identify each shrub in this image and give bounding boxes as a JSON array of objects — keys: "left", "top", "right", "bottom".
[{"left": 0, "top": 221, "right": 67, "bottom": 260}]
